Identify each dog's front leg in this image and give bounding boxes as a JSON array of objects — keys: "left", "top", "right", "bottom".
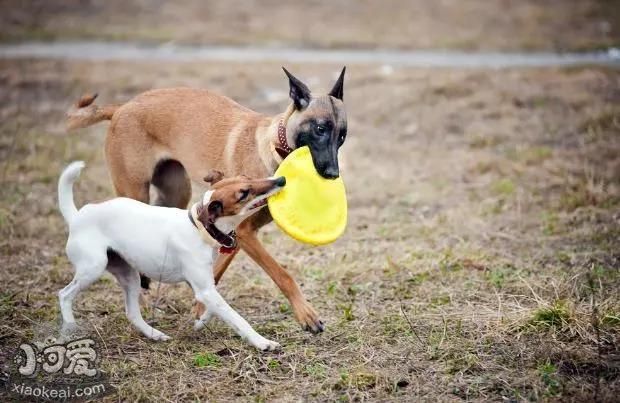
[
  {"left": 237, "top": 227, "right": 324, "bottom": 334},
  {"left": 191, "top": 250, "right": 239, "bottom": 319}
]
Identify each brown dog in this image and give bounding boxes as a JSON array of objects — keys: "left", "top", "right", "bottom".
[{"left": 66, "top": 67, "right": 348, "bottom": 333}]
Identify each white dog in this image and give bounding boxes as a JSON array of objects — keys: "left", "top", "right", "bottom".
[{"left": 57, "top": 161, "right": 285, "bottom": 351}]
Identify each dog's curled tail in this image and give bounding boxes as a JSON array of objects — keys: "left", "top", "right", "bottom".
[
  {"left": 58, "top": 161, "right": 85, "bottom": 224},
  {"left": 66, "top": 93, "right": 120, "bottom": 131}
]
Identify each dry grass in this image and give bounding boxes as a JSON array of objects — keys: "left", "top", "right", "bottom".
[
  {"left": 1, "top": 0, "right": 619, "bottom": 51},
  {"left": 0, "top": 59, "right": 619, "bottom": 401}
]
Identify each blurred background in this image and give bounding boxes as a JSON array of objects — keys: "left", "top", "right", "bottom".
[
  {"left": 0, "top": 1, "right": 619, "bottom": 401},
  {"left": 1, "top": 0, "right": 619, "bottom": 51}
]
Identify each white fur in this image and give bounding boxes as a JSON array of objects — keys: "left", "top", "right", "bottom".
[{"left": 57, "top": 162, "right": 279, "bottom": 351}]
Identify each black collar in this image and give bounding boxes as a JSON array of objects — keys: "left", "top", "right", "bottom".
[{"left": 187, "top": 209, "right": 237, "bottom": 249}]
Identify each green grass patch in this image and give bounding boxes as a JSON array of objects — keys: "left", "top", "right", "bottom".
[
  {"left": 446, "top": 351, "right": 480, "bottom": 375},
  {"left": 528, "top": 301, "right": 570, "bottom": 329},
  {"left": 193, "top": 352, "right": 221, "bottom": 368},
  {"left": 340, "top": 303, "right": 355, "bottom": 321},
  {"left": 267, "top": 359, "right": 280, "bottom": 370},
  {"left": 381, "top": 314, "right": 411, "bottom": 338},
  {"left": 518, "top": 146, "right": 552, "bottom": 164},
  {"left": 537, "top": 360, "right": 561, "bottom": 397},
  {"left": 486, "top": 268, "right": 507, "bottom": 289},
  {"left": 491, "top": 178, "right": 515, "bottom": 196},
  {"left": 279, "top": 303, "right": 291, "bottom": 314},
  {"left": 304, "top": 363, "right": 328, "bottom": 379},
  {"left": 408, "top": 271, "right": 430, "bottom": 285},
  {"left": 333, "top": 370, "right": 377, "bottom": 391},
  {"left": 430, "top": 294, "right": 451, "bottom": 306},
  {"left": 602, "top": 311, "right": 620, "bottom": 328},
  {"left": 541, "top": 211, "right": 559, "bottom": 235}
]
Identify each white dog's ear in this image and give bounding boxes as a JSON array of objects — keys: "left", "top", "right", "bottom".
[
  {"left": 204, "top": 170, "right": 225, "bottom": 185},
  {"left": 207, "top": 200, "right": 223, "bottom": 223},
  {"left": 197, "top": 200, "right": 223, "bottom": 226}
]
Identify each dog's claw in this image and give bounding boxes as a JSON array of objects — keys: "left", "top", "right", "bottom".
[
  {"left": 294, "top": 302, "right": 324, "bottom": 334},
  {"left": 303, "top": 322, "right": 325, "bottom": 334}
]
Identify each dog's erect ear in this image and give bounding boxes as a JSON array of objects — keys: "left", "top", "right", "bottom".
[
  {"left": 329, "top": 66, "right": 346, "bottom": 101},
  {"left": 283, "top": 67, "right": 311, "bottom": 110},
  {"left": 204, "top": 170, "right": 225, "bottom": 186}
]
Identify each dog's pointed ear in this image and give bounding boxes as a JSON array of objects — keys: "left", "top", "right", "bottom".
[
  {"left": 283, "top": 67, "right": 311, "bottom": 110},
  {"left": 329, "top": 66, "right": 346, "bottom": 101},
  {"left": 204, "top": 169, "right": 224, "bottom": 186},
  {"left": 198, "top": 200, "right": 223, "bottom": 226}
]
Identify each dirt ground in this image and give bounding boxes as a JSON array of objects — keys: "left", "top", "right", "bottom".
[
  {"left": 0, "top": 57, "right": 618, "bottom": 401},
  {"left": 1, "top": 0, "right": 619, "bottom": 51}
]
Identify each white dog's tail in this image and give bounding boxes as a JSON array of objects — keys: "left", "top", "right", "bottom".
[{"left": 58, "top": 161, "right": 85, "bottom": 224}]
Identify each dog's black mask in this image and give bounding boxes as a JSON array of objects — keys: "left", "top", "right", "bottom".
[
  {"left": 295, "top": 118, "right": 346, "bottom": 179},
  {"left": 284, "top": 67, "right": 347, "bottom": 180}
]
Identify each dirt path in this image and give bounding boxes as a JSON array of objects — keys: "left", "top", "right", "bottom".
[{"left": 1, "top": 41, "right": 620, "bottom": 67}]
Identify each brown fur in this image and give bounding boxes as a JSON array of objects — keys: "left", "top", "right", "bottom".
[
  {"left": 196, "top": 174, "right": 281, "bottom": 226},
  {"left": 66, "top": 74, "right": 345, "bottom": 333}
]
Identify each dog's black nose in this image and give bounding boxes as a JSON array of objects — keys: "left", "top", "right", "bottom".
[
  {"left": 274, "top": 176, "right": 286, "bottom": 187},
  {"left": 321, "top": 167, "right": 339, "bottom": 179}
]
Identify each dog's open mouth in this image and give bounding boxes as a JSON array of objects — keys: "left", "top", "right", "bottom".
[
  {"left": 249, "top": 198, "right": 268, "bottom": 210},
  {"left": 242, "top": 184, "right": 284, "bottom": 214}
]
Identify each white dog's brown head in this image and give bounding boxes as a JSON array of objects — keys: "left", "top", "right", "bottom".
[{"left": 196, "top": 170, "right": 285, "bottom": 229}]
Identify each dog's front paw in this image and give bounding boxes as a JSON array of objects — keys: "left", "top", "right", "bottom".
[
  {"left": 252, "top": 337, "right": 280, "bottom": 352},
  {"left": 147, "top": 330, "right": 171, "bottom": 341},
  {"left": 293, "top": 302, "right": 325, "bottom": 334},
  {"left": 193, "top": 316, "right": 214, "bottom": 331}
]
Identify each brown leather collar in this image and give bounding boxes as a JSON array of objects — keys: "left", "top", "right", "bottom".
[
  {"left": 275, "top": 119, "right": 293, "bottom": 159},
  {"left": 187, "top": 208, "right": 237, "bottom": 252}
]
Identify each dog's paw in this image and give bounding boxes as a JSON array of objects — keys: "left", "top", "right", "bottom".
[
  {"left": 253, "top": 337, "right": 280, "bottom": 352},
  {"left": 294, "top": 302, "right": 325, "bottom": 334},
  {"left": 60, "top": 322, "right": 80, "bottom": 337},
  {"left": 147, "top": 330, "right": 171, "bottom": 341}
]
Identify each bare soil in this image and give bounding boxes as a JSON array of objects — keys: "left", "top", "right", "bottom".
[
  {"left": 1, "top": 0, "right": 619, "bottom": 51},
  {"left": 0, "top": 58, "right": 618, "bottom": 401}
]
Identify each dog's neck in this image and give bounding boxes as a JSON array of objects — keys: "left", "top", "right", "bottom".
[
  {"left": 188, "top": 191, "right": 238, "bottom": 252},
  {"left": 270, "top": 104, "right": 296, "bottom": 162},
  {"left": 274, "top": 104, "right": 296, "bottom": 159}
]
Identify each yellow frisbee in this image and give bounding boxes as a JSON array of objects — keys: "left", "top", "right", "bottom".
[{"left": 268, "top": 146, "right": 347, "bottom": 245}]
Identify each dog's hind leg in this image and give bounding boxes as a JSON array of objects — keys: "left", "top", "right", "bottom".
[
  {"left": 59, "top": 246, "right": 108, "bottom": 328},
  {"left": 151, "top": 159, "right": 192, "bottom": 208},
  {"left": 107, "top": 255, "right": 170, "bottom": 341}
]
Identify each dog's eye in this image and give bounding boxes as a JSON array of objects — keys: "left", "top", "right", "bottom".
[
  {"left": 238, "top": 189, "right": 250, "bottom": 201},
  {"left": 315, "top": 124, "right": 327, "bottom": 135}
]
